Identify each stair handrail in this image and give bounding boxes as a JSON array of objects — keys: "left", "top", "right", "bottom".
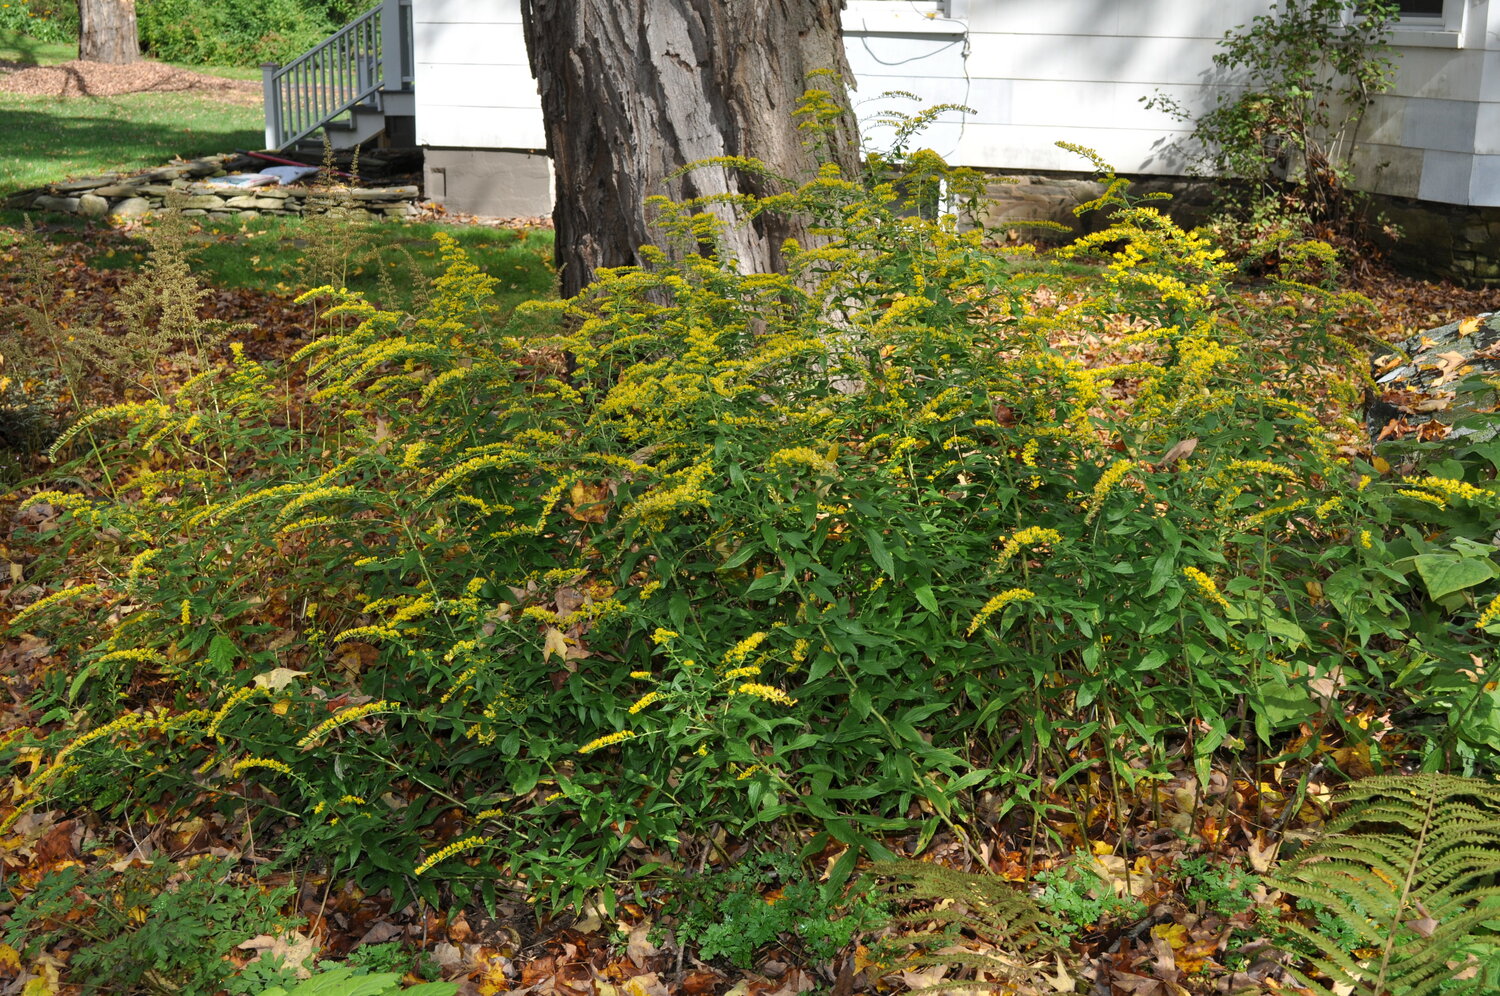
[{"left": 262, "top": 1, "right": 407, "bottom": 151}]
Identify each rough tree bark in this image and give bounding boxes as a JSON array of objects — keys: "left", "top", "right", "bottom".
[
  {"left": 78, "top": 0, "right": 140, "bottom": 65},
  {"left": 520, "top": 0, "right": 861, "bottom": 298}
]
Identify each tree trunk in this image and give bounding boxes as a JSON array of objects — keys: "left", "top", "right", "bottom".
[
  {"left": 78, "top": 0, "right": 140, "bottom": 65},
  {"left": 521, "top": 0, "right": 860, "bottom": 298}
]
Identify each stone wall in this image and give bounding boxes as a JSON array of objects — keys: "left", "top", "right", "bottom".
[
  {"left": 1365, "top": 195, "right": 1500, "bottom": 286},
  {"left": 975, "top": 171, "right": 1219, "bottom": 243},
  {"left": 3, "top": 155, "right": 421, "bottom": 223}
]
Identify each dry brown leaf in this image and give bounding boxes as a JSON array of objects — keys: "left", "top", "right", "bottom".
[{"left": 238, "top": 930, "right": 317, "bottom": 978}]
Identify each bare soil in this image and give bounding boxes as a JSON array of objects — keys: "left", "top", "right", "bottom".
[{"left": 0, "top": 58, "right": 260, "bottom": 105}]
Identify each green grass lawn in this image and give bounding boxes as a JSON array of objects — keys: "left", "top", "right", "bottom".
[{"left": 0, "top": 30, "right": 265, "bottom": 194}]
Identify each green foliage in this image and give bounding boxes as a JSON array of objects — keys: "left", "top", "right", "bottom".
[
  {"left": 3, "top": 857, "right": 300, "bottom": 995},
  {"left": 137, "top": 0, "right": 336, "bottom": 66},
  {"left": 1146, "top": 0, "right": 1397, "bottom": 227},
  {"left": 260, "top": 966, "right": 456, "bottom": 996},
  {"left": 663, "top": 853, "right": 885, "bottom": 969},
  {"left": 870, "top": 860, "right": 1064, "bottom": 992},
  {"left": 0, "top": 3, "right": 75, "bottom": 44},
  {"left": 1267, "top": 774, "right": 1500, "bottom": 995},
  {"left": 1175, "top": 854, "right": 1260, "bottom": 916},
  {"left": 6, "top": 95, "right": 1497, "bottom": 914},
  {"left": 1032, "top": 852, "right": 1146, "bottom": 936},
  {"left": 0, "top": 0, "right": 360, "bottom": 63}
]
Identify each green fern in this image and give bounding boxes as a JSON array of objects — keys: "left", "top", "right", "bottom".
[
  {"left": 1267, "top": 774, "right": 1500, "bottom": 996},
  {"left": 868, "top": 860, "right": 1065, "bottom": 993}
]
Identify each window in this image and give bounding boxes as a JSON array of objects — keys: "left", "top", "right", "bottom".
[{"left": 1395, "top": 0, "right": 1444, "bottom": 15}]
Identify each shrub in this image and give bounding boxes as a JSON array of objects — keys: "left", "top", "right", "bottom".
[
  {"left": 137, "top": 0, "right": 334, "bottom": 67},
  {"left": 0, "top": 1, "right": 77, "bottom": 44},
  {"left": 6, "top": 116, "right": 1497, "bottom": 911}
]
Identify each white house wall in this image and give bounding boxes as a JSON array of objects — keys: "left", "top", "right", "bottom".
[{"left": 411, "top": 0, "right": 1500, "bottom": 208}]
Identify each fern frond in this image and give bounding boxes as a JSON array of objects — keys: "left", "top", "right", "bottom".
[
  {"left": 1268, "top": 774, "right": 1500, "bottom": 996},
  {"left": 869, "top": 860, "right": 1063, "bottom": 993}
]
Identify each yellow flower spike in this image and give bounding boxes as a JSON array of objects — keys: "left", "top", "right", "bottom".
[
  {"left": 8, "top": 583, "right": 101, "bottom": 631},
  {"left": 297, "top": 700, "right": 399, "bottom": 750},
  {"left": 627, "top": 691, "right": 664, "bottom": 714},
  {"left": 1084, "top": 460, "right": 1135, "bottom": 523},
  {"left": 206, "top": 686, "right": 259, "bottom": 743},
  {"left": 1182, "top": 567, "right": 1231, "bottom": 612},
  {"left": 730, "top": 683, "right": 797, "bottom": 706},
  {"left": 230, "top": 757, "right": 294, "bottom": 780},
  {"left": 413, "top": 835, "right": 486, "bottom": 877},
  {"left": 578, "top": 730, "right": 636, "bottom": 754},
  {"left": 650, "top": 628, "right": 679, "bottom": 646},
  {"left": 967, "top": 588, "right": 1035, "bottom": 636}
]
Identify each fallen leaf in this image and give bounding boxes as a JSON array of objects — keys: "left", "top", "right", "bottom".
[
  {"left": 253, "top": 667, "right": 307, "bottom": 691},
  {"left": 238, "top": 931, "right": 317, "bottom": 978},
  {"left": 626, "top": 919, "right": 659, "bottom": 966},
  {"left": 542, "top": 627, "right": 569, "bottom": 662}
]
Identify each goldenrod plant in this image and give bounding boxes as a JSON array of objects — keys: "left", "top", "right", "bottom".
[{"left": 7, "top": 90, "right": 1498, "bottom": 917}]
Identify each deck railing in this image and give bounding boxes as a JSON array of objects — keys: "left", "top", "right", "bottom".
[{"left": 261, "top": 0, "right": 412, "bottom": 151}]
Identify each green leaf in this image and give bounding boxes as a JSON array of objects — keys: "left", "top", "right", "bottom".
[
  {"left": 913, "top": 584, "right": 939, "bottom": 614},
  {"left": 1413, "top": 554, "right": 1497, "bottom": 601},
  {"left": 208, "top": 633, "right": 240, "bottom": 673},
  {"left": 865, "top": 528, "right": 896, "bottom": 578}
]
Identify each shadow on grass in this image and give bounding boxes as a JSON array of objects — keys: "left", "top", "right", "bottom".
[{"left": 0, "top": 100, "right": 264, "bottom": 194}]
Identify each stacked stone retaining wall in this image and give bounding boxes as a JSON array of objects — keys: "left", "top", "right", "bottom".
[{"left": 3, "top": 155, "right": 420, "bottom": 222}]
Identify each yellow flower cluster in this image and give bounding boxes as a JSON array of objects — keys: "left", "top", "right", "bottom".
[
  {"left": 231, "top": 757, "right": 294, "bottom": 779},
  {"left": 722, "top": 665, "right": 762, "bottom": 680},
  {"left": 1396, "top": 489, "right": 1446, "bottom": 508},
  {"left": 623, "top": 461, "right": 716, "bottom": 529},
  {"left": 628, "top": 691, "right": 664, "bottom": 714},
  {"left": 297, "top": 700, "right": 399, "bottom": 749},
  {"left": 1182, "top": 567, "right": 1231, "bottom": 612},
  {"left": 127, "top": 548, "right": 162, "bottom": 584},
  {"left": 1360, "top": 530, "right": 1374, "bottom": 550},
  {"left": 9, "top": 583, "right": 101, "bottom": 631},
  {"left": 31, "top": 712, "right": 147, "bottom": 790},
  {"left": 91, "top": 648, "right": 166, "bottom": 668},
  {"left": 766, "top": 446, "right": 837, "bottom": 477},
  {"left": 1403, "top": 476, "right": 1488, "bottom": 502},
  {"left": 206, "top": 686, "right": 259, "bottom": 742},
  {"left": 413, "top": 834, "right": 486, "bottom": 876},
  {"left": 995, "top": 527, "right": 1063, "bottom": 570},
  {"left": 723, "top": 631, "right": 768, "bottom": 664},
  {"left": 578, "top": 730, "right": 636, "bottom": 754},
  {"left": 651, "top": 628, "right": 679, "bottom": 645},
  {"left": 1477, "top": 593, "right": 1500, "bottom": 631},
  {"left": 1084, "top": 460, "right": 1134, "bottom": 523},
  {"left": 967, "top": 588, "right": 1035, "bottom": 636},
  {"left": 731, "top": 683, "right": 797, "bottom": 706}
]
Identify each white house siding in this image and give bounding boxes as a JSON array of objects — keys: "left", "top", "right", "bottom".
[
  {"left": 410, "top": 0, "right": 1500, "bottom": 210},
  {"left": 412, "top": 0, "right": 543, "bottom": 150}
]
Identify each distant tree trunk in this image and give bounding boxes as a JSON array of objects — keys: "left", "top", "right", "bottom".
[
  {"left": 521, "top": 0, "right": 860, "bottom": 298},
  {"left": 78, "top": 0, "right": 140, "bottom": 65}
]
